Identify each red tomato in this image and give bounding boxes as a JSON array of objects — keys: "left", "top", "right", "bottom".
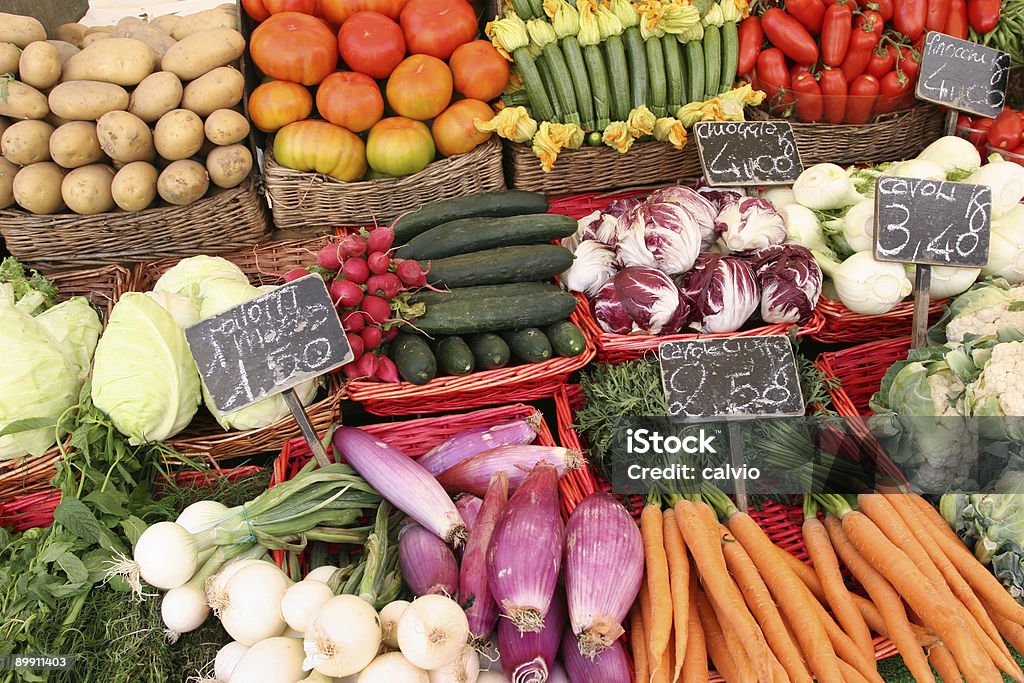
[
  {"left": 274, "top": 120, "right": 367, "bottom": 181},
  {"left": 989, "top": 110, "right": 1024, "bottom": 149},
  {"left": 873, "top": 0, "right": 894, "bottom": 19},
  {"left": 893, "top": 0, "right": 927, "bottom": 40},
  {"left": 250, "top": 12, "right": 338, "bottom": 85},
  {"left": 242, "top": 0, "right": 272, "bottom": 20},
  {"left": 249, "top": 80, "right": 314, "bottom": 132},
  {"left": 792, "top": 72, "right": 824, "bottom": 122},
  {"left": 897, "top": 47, "right": 920, "bottom": 81},
  {"left": 944, "top": 0, "right": 969, "bottom": 37},
  {"left": 399, "top": 0, "right": 478, "bottom": 60},
  {"left": 264, "top": 0, "right": 317, "bottom": 13},
  {"left": 839, "top": 16, "right": 880, "bottom": 80},
  {"left": 967, "top": 0, "right": 1000, "bottom": 32},
  {"left": 876, "top": 70, "right": 913, "bottom": 114},
  {"left": 449, "top": 41, "right": 511, "bottom": 101},
  {"left": 857, "top": 10, "right": 885, "bottom": 36},
  {"left": 432, "top": 99, "right": 494, "bottom": 156},
  {"left": 926, "top": 0, "right": 952, "bottom": 30},
  {"left": 386, "top": 54, "right": 453, "bottom": 120},
  {"left": 866, "top": 44, "right": 898, "bottom": 78},
  {"left": 317, "top": 71, "right": 384, "bottom": 132},
  {"left": 737, "top": 16, "right": 763, "bottom": 76},
  {"left": 821, "top": 2, "right": 853, "bottom": 66},
  {"left": 846, "top": 74, "right": 880, "bottom": 123},
  {"left": 785, "top": 0, "right": 826, "bottom": 34},
  {"left": 819, "top": 68, "right": 848, "bottom": 123},
  {"left": 320, "top": 0, "right": 408, "bottom": 23},
  {"left": 755, "top": 47, "right": 792, "bottom": 100},
  {"left": 761, "top": 9, "right": 820, "bottom": 64},
  {"left": 366, "top": 117, "right": 436, "bottom": 176},
  {"left": 791, "top": 62, "right": 815, "bottom": 82},
  {"left": 968, "top": 118, "right": 994, "bottom": 146},
  {"left": 338, "top": 11, "right": 406, "bottom": 79}
]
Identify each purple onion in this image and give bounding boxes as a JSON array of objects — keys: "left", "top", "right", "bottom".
[
  {"left": 461, "top": 472, "right": 508, "bottom": 642},
  {"left": 398, "top": 523, "right": 459, "bottom": 598},
  {"left": 333, "top": 426, "right": 466, "bottom": 546},
  {"left": 560, "top": 631, "right": 631, "bottom": 683},
  {"left": 455, "top": 495, "right": 484, "bottom": 533},
  {"left": 564, "top": 493, "right": 644, "bottom": 657},
  {"left": 547, "top": 665, "right": 570, "bottom": 683},
  {"left": 486, "top": 463, "right": 563, "bottom": 633},
  {"left": 436, "top": 445, "right": 584, "bottom": 498},
  {"left": 498, "top": 588, "right": 567, "bottom": 682},
  {"left": 418, "top": 415, "right": 541, "bottom": 476}
]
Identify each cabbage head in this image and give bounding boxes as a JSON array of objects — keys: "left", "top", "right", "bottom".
[
  {"left": 35, "top": 297, "right": 102, "bottom": 381},
  {"left": 153, "top": 255, "right": 248, "bottom": 305},
  {"left": 146, "top": 290, "right": 200, "bottom": 329}
]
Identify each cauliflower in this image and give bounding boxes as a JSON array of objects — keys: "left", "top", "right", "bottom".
[
  {"left": 964, "top": 341, "right": 1024, "bottom": 442},
  {"left": 941, "top": 280, "right": 1024, "bottom": 343},
  {"left": 927, "top": 369, "right": 965, "bottom": 416}
]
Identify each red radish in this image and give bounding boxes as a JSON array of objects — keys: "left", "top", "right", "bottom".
[
  {"left": 283, "top": 267, "right": 309, "bottom": 283},
  {"left": 342, "top": 310, "right": 366, "bottom": 333},
  {"left": 382, "top": 326, "right": 400, "bottom": 342},
  {"left": 355, "top": 352, "right": 379, "bottom": 378},
  {"left": 360, "top": 324, "right": 383, "bottom": 350},
  {"left": 396, "top": 259, "right": 427, "bottom": 287},
  {"left": 329, "top": 279, "right": 364, "bottom": 308},
  {"left": 366, "top": 273, "right": 402, "bottom": 299},
  {"left": 367, "top": 251, "right": 391, "bottom": 275},
  {"left": 342, "top": 258, "right": 370, "bottom": 284},
  {"left": 341, "top": 233, "right": 367, "bottom": 257},
  {"left": 342, "top": 362, "right": 362, "bottom": 380},
  {"left": 317, "top": 242, "right": 345, "bottom": 270},
  {"left": 367, "top": 227, "right": 395, "bottom": 253},
  {"left": 376, "top": 355, "right": 400, "bottom": 383},
  {"left": 347, "top": 333, "right": 365, "bottom": 360},
  {"left": 360, "top": 295, "right": 391, "bottom": 325}
]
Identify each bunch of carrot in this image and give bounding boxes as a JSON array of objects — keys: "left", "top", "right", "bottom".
[{"left": 629, "top": 490, "right": 1024, "bottom": 683}]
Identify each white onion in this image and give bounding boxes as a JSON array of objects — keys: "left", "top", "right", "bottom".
[
  {"left": 228, "top": 637, "right": 305, "bottom": 683},
  {"left": 133, "top": 522, "right": 199, "bottom": 590},
  {"left": 281, "top": 580, "right": 334, "bottom": 634},
  {"left": 428, "top": 645, "right": 479, "bottom": 683},
  {"left": 220, "top": 563, "right": 291, "bottom": 646},
  {"left": 304, "top": 594, "right": 381, "bottom": 677},
  {"left": 358, "top": 652, "right": 429, "bottom": 682},
  {"left": 175, "top": 500, "right": 229, "bottom": 534},
  {"left": 299, "top": 671, "right": 335, "bottom": 683},
  {"left": 398, "top": 595, "right": 470, "bottom": 670},
  {"left": 379, "top": 600, "right": 410, "bottom": 650},
  {"left": 161, "top": 583, "right": 209, "bottom": 641},
  {"left": 304, "top": 565, "right": 340, "bottom": 583},
  {"left": 214, "top": 641, "right": 248, "bottom": 681},
  {"left": 283, "top": 628, "right": 305, "bottom": 638},
  {"left": 206, "top": 559, "right": 266, "bottom": 615}
]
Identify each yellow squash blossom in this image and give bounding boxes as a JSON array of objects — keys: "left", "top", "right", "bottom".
[
  {"left": 677, "top": 97, "right": 725, "bottom": 126},
  {"left": 701, "top": 3, "right": 724, "bottom": 26},
  {"left": 654, "top": 116, "right": 688, "bottom": 149},
  {"left": 719, "top": 0, "right": 749, "bottom": 21},
  {"left": 476, "top": 106, "right": 539, "bottom": 143},
  {"left": 675, "top": 21, "right": 704, "bottom": 42},
  {"left": 636, "top": 0, "right": 666, "bottom": 38},
  {"left": 609, "top": 0, "right": 640, "bottom": 27},
  {"left": 545, "top": 0, "right": 581, "bottom": 36},
  {"left": 658, "top": 0, "right": 701, "bottom": 35},
  {"left": 487, "top": 15, "right": 531, "bottom": 58},
  {"left": 603, "top": 121, "right": 635, "bottom": 153},
  {"left": 718, "top": 83, "right": 766, "bottom": 119},
  {"left": 627, "top": 105, "right": 657, "bottom": 137},
  {"left": 594, "top": 1, "right": 625, "bottom": 37},
  {"left": 532, "top": 121, "right": 585, "bottom": 172},
  {"left": 577, "top": 0, "right": 603, "bottom": 45},
  {"left": 527, "top": 17, "right": 558, "bottom": 48}
]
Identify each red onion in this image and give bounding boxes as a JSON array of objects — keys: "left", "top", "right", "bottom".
[
  {"left": 498, "top": 588, "right": 566, "bottom": 682},
  {"left": 454, "top": 495, "right": 483, "bottom": 533},
  {"left": 486, "top": 463, "right": 562, "bottom": 633},
  {"left": 560, "top": 631, "right": 631, "bottom": 683},
  {"left": 436, "top": 445, "right": 584, "bottom": 497},
  {"left": 398, "top": 523, "right": 459, "bottom": 598},
  {"left": 461, "top": 473, "right": 507, "bottom": 643},
  {"left": 418, "top": 415, "right": 542, "bottom": 476},
  {"left": 333, "top": 426, "right": 467, "bottom": 546},
  {"left": 564, "top": 493, "right": 643, "bottom": 657},
  {"left": 547, "top": 665, "right": 570, "bottom": 683}
]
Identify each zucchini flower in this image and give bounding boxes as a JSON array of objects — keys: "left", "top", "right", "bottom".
[
  {"left": 719, "top": 84, "right": 765, "bottom": 119},
  {"left": 701, "top": 2, "right": 724, "bottom": 27},
  {"left": 658, "top": 0, "right": 702, "bottom": 35},
  {"left": 603, "top": 121, "right": 635, "bottom": 153},
  {"left": 487, "top": 14, "right": 531, "bottom": 59},
  {"left": 527, "top": 17, "right": 558, "bottom": 48},
  {"left": 719, "top": 0, "right": 749, "bottom": 21},
  {"left": 577, "top": 1, "right": 603, "bottom": 45},
  {"left": 595, "top": 1, "right": 625, "bottom": 37},
  {"left": 610, "top": 0, "right": 640, "bottom": 27},
  {"left": 636, "top": 0, "right": 666, "bottom": 38},
  {"left": 675, "top": 21, "right": 704, "bottom": 42},
  {"left": 476, "top": 106, "right": 539, "bottom": 143},
  {"left": 654, "top": 116, "right": 688, "bottom": 149},
  {"left": 533, "top": 121, "right": 585, "bottom": 171},
  {"left": 627, "top": 104, "right": 657, "bottom": 137},
  {"left": 677, "top": 97, "right": 725, "bottom": 127},
  {"left": 545, "top": 0, "right": 581, "bottom": 37}
]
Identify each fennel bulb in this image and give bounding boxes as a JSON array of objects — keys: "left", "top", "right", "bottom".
[
  {"left": 881, "top": 159, "right": 946, "bottom": 181},
  {"left": 841, "top": 198, "right": 876, "bottom": 253},
  {"left": 966, "top": 157, "right": 1024, "bottom": 218},
  {"left": 760, "top": 186, "right": 798, "bottom": 210},
  {"left": 793, "top": 163, "right": 865, "bottom": 210},
  {"left": 983, "top": 205, "right": 1024, "bottom": 283},
  {"left": 906, "top": 264, "right": 981, "bottom": 299},
  {"left": 916, "top": 135, "right": 982, "bottom": 176},
  {"left": 813, "top": 250, "right": 912, "bottom": 314},
  {"left": 781, "top": 204, "right": 830, "bottom": 253}
]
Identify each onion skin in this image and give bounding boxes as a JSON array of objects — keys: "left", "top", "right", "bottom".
[
  {"left": 559, "top": 631, "right": 631, "bottom": 683},
  {"left": 497, "top": 588, "right": 566, "bottom": 682},
  {"left": 418, "top": 416, "right": 541, "bottom": 476},
  {"left": 460, "top": 473, "right": 508, "bottom": 642},
  {"left": 547, "top": 664, "right": 570, "bottom": 683},
  {"left": 564, "top": 493, "right": 643, "bottom": 658},
  {"left": 435, "top": 446, "right": 584, "bottom": 498},
  {"left": 486, "top": 463, "right": 563, "bottom": 633},
  {"left": 454, "top": 495, "right": 483, "bottom": 534},
  {"left": 398, "top": 523, "right": 459, "bottom": 598}
]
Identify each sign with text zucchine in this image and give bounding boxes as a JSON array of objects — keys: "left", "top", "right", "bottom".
[
  {"left": 873, "top": 176, "right": 992, "bottom": 267},
  {"left": 185, "top": 275, "right": 352, "bottom": 414},
  {"left": 693, "top": 120, "right": 802, "bottom": 187},
  {"left": 916, "top": 31, "right": 1010, "bottom": 118},
  {"left": 657, "top": 336, "right": 805, "bottom": 421}
]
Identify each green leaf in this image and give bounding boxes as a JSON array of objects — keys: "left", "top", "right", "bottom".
[
  {"left": 56, "top": 551, "right": 89, "bottom": 585},
  {"left": 84, "top": 489, "right": 129, "bottom": 517},
  {"left": 119, "top": 516, "right": 147, "bottom": 547},
  {"left": 36, "top": 540, "right": 74, "bottom": 565},
  {"left": 53, "top": 498, "right": 103, "bottom": 544},
  {"left": 0, "top": 416, "right": 57, "bottom": 437},
  {"left": 49, "top": 581, "right": 89, "bottom": 599}
]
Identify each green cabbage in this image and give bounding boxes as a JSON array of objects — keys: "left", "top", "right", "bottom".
[
  {"left": 152, "top": 255, "right": 248, "bottom": 305},
  {"left": 35, "top": 297, "right": 102, "bottom": 381},
  {"left": 145, "top": 290, "right": 201, "bottom": 329}
]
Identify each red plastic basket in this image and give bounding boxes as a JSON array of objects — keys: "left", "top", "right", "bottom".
[
  {"left": 816, "top": 338, "right": 913, "bottom": 418},
  {"left": 811, "top": 295, "right": 948, "bottom": 344}
]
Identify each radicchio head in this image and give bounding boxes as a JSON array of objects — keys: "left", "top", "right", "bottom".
[
  {"left": 561, "top": 240, "right": 618, "bottom": 297},
  {"left": 715, "top": 197, "right": 787, "bottom": 254},
  {"left": 697, "top": 185, "right": 747, "bottom": 212},
  {"left": 676, "top": 253, "right": 760, "bottom": 333},
  {"left": 614, "top": 199, "right": 702, "bottom": 276},
  {"left": 592, "top": 266, "right": 689, "bottom": 335},
  {"left": 649, "top": 186, "right": 720, "bottom": 250},
  {"left": 742, "top": 243, "right": 822, "bottom": 324}
]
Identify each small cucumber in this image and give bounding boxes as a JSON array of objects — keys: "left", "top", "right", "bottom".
[
  {"left": 392, "top": 335, "right": 437, "bottom": 385},
  {"left": 468, "top": 333, "right": 511, "bottom": 370},
  {"left": 434, "top": 336, "right": 475, "bottom": 376},
  {"left": 544, "top": 320, "right": 587, "bottom": 358},
  {"left": 502, "top": 328, "right": 553, "bottom": 364},
  {"left": 536, "top": 52, "right": 564, "bottom": 122},
  {"left": 663, "top": 36, "right": 686, "bottom": 110},
  {"left": 604, "top": 35, "right": 631, "bottom": 121},
  {"left": 646, "top": 35, "right": 667, "bottom": 117},
  {"left": 583, "top": 43, "right": 612, "bottom": 130},
  {"left": 562, "top": 36, "right": 596, "bottom": 131}
]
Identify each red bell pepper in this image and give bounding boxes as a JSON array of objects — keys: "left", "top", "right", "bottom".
[
  {"left": 967, "top": 0, "right": 1000, "bottom": 32},
  {"left": 821, "top": 1, "right": 855, "bottom": 66},
  {"left": 893, "top": 0, "right": 928, "bottom": 40},
  {"left": 846, "top": 74, "right": 881, "bottom": 123},
  {"left": 737, "top": 16, "right": 763, "bottom": 76},
  {"left": 792, "top": 72, "right": 825, "bottom": 121},
  {"left": 762, "top": 8, "right": 821, "bottom": 63},
  {"left": 944, "top": 0, "right": 969, "bottom": 37},
  {"left": 866, "top": 43, "right": 898, "bottom": 78},
  {"left": 819, "top": 68, "right": 849, "bottom": 122}
]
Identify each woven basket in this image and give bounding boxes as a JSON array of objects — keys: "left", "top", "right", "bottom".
[
  {"left": 0, "top": 177, "right": 270, "bottom": 271},
  {"left": 817, "top": 337, "right": 913, "bottom": 418},
  {"left": 263, "top": 137, "right": 506, "bottom": 231},
  {"left": 812, "top": 295, "right": 948, "bottom": 344}
]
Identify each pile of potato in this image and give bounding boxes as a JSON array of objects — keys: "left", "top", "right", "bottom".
[{"left": 0, "top": 5, "right": 255, "bottom": 216}]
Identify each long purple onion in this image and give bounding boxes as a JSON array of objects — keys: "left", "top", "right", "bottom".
[
  {"left": 398, "top": 523, "right": 459, "bottom": 598},
  {"left": 455, "top": 495, "right": 484, "bottom": 533},
  {"left": 418, "top": 415, "right": 542, "bottom": 476},
  {"left": 560, "top": 631, "right": 631, "bottom": 683},
  {"left": 497, "top": 587, "right": 567, "bottom": 683},
  {"left": 436, "top": 445, "right": 584, "bottom": 497},
  {"left": 486, "top": 463, "right": 563, "bottom": 633},
  {"left": 547, "top": 665, "right": 570, "bottom": 683},
  {"left": 461, "top": 473, "right": 508, "bottom": 642},
  {"left": 564, "top": 493, "right": 644, "bottom": 657},
  {"left": 333, "top": 426, "right": 466, "bottom": 546}
]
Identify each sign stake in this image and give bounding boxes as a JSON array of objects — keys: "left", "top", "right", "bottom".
[
  {"left": 912, "top": 265, "right": 932, "bottom": 349},
  {"left": 281, "top": 388, "right": 334, "bottom": 468},
  {"left": 727, "top": 422, "right": 748, "bottom": 512}
]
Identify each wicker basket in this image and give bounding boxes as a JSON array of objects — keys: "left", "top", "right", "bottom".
[
  {"left": 812, "top": 295, "right": 948, "bottom": 344},
  {"left": 263, "top": 137, "right": 506, "bottom": 231},
  {"left": 817, "top": 337, "right": 912, "bottom": 418},
  {"left": 0, "top": 177, "right": 270, "bottom": 271}
]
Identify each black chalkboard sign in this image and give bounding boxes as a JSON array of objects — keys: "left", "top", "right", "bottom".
[
  {"left": 916, "top": 32, "right": 1010, "bottom": 118},
  {"left": 873, "top": 176, "right": 992, "bottom": 267},
  {"left": 658, "top": 336, "right": 805, "bottom": 421},
  {"left": 693, "top": 120, "right": 803, "bottom": 187},
  {"left": 185, "top": 275, "right": 352, "bottom": 414}
]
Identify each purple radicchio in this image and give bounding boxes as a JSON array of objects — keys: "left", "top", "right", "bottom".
[
  {"left": 677, "top": 253, "right": 760, "bottom": 333},
  {"left": 561, "top": 240, "right": 618, "bottom": 297},
  {"left": 593, "top": 266, "right": 689, "bottom": 335},
  {"left": 648, "top": 186, "right": 719, "bottom": 250},
  {"left": 715, "top": 196, "right": 787, "bottom": 254},
  {"left": 614, "top": 198, "right": 702, "bottom": 276},
  {"left": 563, "top": 210, "right": 616, "bottom": 252},
  {"left": 742, "top": 243, "right": 822, "bottom": 325},
  {"left": 697, "top": 184, "right": 747, "bottom": 212}
]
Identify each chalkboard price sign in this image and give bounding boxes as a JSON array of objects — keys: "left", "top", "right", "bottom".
[
  {"left": 916, "top": 32, "right": 1010, "bottom": 118},
  {"left": 185, "top": 275, "right": 353, "bottom": 415},
  {"left": 658, "top": 336, "right": 805, "bottom": 421},
  {"left": 693, "top": 120, "right": 803, "bottom": 187},
  {"left": 873, "top": 176, "right": 992, "bottom": 267}
]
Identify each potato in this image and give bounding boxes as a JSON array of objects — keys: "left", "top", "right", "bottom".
[
  {"left": 149, "top": 15, "right": 180, "bottom": 35},
  {"left": 46, "top": 41, "right": 80, "bottom": 66},
  {"left": 18, "top": 42, "right": 62, "bottom": 90},
  {"left": 49, "top": 81, "right": 129, "bottom": 120},
  {"left": 0, "top": 156, "right": 17, "bottom": 208},
  {"left": 180, "top": 66, "right": 243, "bottom": 117},
  {"left": 61, "top": 163, "right": 116, "bottom": 214},
  {"left": 206, "top": 144, "right": 252, "bottom": 189},
  {"left": 158, "top": 159, "right": 209, "bottom": 205},
  {"left": 63, "top": 38, "right": 156, "bottom": 86},
  {"left": 50, "top": 121, "right": 104, "bottom": 168},
  {"left": 0, "top": 81, "right": 48, "bottom": 120},
  {"left": 96, "top": 111, "right": 154, "bottom": 163},
  {"left": 154, "top": 109, "right": 204, "bottom": 160},
  {"left": 0, "top": 43, "right": 20, "bottom": 75},
  {"left": 1, "top": 119, "right": 53, "bottom": 165},
  {"left": 115, "top": 17, "right": 177, "bottom": 61},
  {"left": 111, "top": 161, "right": 158, "bottom": 211},
  {"left": 0, "top": 117, "right": 9, "bottom": 137},
  {"left": 170, "top": 8, "right": 237, "bottom": 40},
  {"left": 205, "top": 109, "right": 249, "bottom": 145},
  {"left": 128, "top": 71, "right": 182, "bottom": 122},
  {"left": 56, "top": 23, "right": 88, "bottom": 48},
  {"left": 0, "top": 13, "right": 45, "bottom": 49},
  {"left": 85, "top": 26, "right": 115, "bottom": 36},
  {"left": 44, "top": 111, "right": 72, "bottom": 127},
  {"left": 82, "top": 33, "right": 115, "bottom": 47},
  {"left": 161, "top": 29, "right": 245, "bottom": 81},
  {"left": 12, "top": 162, "right": 65, "bottom": 214}
]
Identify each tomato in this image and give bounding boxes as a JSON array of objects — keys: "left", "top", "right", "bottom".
[
  {"left": 250, "top": 12, "right": 338, "bottom": 85},
  {"left": 366, "top": 117, "right": 435, "bottom": 176},
  {"left": 868, "top": 0, "right": 894, "bottom": 20},
  {"left": 321, "top": 0, "right": 408, "bottom": 22},
  {"left": 897, "top": 47, "right": 920, "bottom": 81},
  {"left": 786, "top": 0, "right": 826, "bottom": 34},
  {"left": 989, "top": 110, "right": 1024, "bottom": 149},
  {"left": 249, "top": 80, "right": 314, "bottom": 132},
  {"left": 821, "top": 2, "right": 853, "bottom": 66},
  {"left": 338, "top": 11, "right": 406, "bottom": 79},
  {"left": 926, "top": 0, "right": 952, "bottom": 30},
  {"left": 386, "top": 54, "right": 453, "bottom": 120},
  {"left": 819, "top": 68, "right": 848, "bottom": 123},
  {"left": 866, "top": 44, "right": 898, "bottom": 78},
  {"left": 967, "top": 117, "right": 994, "bottom": 146},
  {"left": 399, "top": 0, "right": 477, "bottom": 60},
  {"left": 449, "top": 40, "right": 511, "bottom": 101},
  {"left": 944, "top": 0, "right": 969, "bottom": 37},
  {"left": 792, "top": 73, "right": 824, "bottom": 122},
  {"left": 755, "top": 48, "right": 792, "bottom": 102},
  {"left": 893, "top": 0, "right": 927, "bottom": 40},
  {"left": 839, "top": 20, "right": 880, "bottom": 81},
  {"left": 432, "top": 99, "right": 494, "bottom": 156},
  {"left": 274, "top": 120, "right": 367, "bottom": 181},
  {"left": 846, "top": 74, "right": 880, "bottom": 123},
  {"left": 876, "top": 70, "right": 913, "bottom": 114},
  {"left": 761, "top": 9, "right": 820, "bottom": 64},
  {"left": 856, "top": 9, "right": 885, "bottom": 37},
  {"left": 737, "top": 17, "right": 763, "bottom": 76},
  {"left": 242, "top": 0, "right": 272, "bottom": 20},
  {"left": 316, "top": 71, "right": 384, "bottom": 132},
  {"left": 968, "top": 0, "right": 1000, "bottom": 32},
  {"left": 264, "top": 0, "right": 317, "bottom": 13},
  {"left": 791, "top": 62, "right": 815, "bottom": 81}
]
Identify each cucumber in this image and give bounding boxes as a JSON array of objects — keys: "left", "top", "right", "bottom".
[
  {"left": 684, "top": 40, "right": 705, "bottom": 105},
  {"left": 646, "top": 35, "right": 667, "bottom": 117},
  {"left": 396, "top": 214, "right": 578, "bottom": 260},
  {"left": 411, "top": 281, "right": 556, "bottom": 306},
  {"left": 662, "top": 36, "right": 686, "bottom": 111},
  {"left": 526, "top": 0, "right": 544, "bottom": 20},
  {"left": 392, "top": 191, "right": 549, "bottom": 244},
  {"left": 508, "top": 0, "right": 534, "bottom": 18},
  {"left": 423, "top": 245, "right": 574, "bottom": 289},
  {"left": 410, "top": 284, "right": 578, "bottom": 336},
  {"left": 468, "top": 333, "right": 511, "bottom": 370},
  {"left": 622, "top": 27, "right": 648, "bottom": 110},
  {"left": 604, "top": 34, "right": 631, "bottom": 121},
  {"left": 434, "top": 336, "right": 475, "bottom": 376},
  {"left": 562, "top": 36, "right": 596, "bottom": 131},
  {"left": 502, "top": 328, "right": 553, "bottom": 364},
  {"left": 544, "top": 320, "right": 587, "bottom": 357},
  {"left": 719, "top": 21, "right": 739, "bottom": 94},
  {"left": 703, "top": 24, "right": 721, "bottom": 101},
  {"left": 392, "top": 335, "right": 437, "bottom": 385},
  {"left": 501, "top": 89, "right": 532, "bottom": 109},
  {"left": 582, "top": 43, "right": 612, "bottom": 130}
]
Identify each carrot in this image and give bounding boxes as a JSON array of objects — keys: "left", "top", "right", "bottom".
[
  {"left": 696, "top": 588, "right": 749, "bottom": 683},
  {"left": 631, "top": 603, "right": 649, "bottom": 683},
  {"left": 683, "top": 569, "right": 708, "bottom": 683},
  {"left": 988, "top": 604, "right": 1024, "bottom": 654},
  {"left": 911, "top": 493, "right": 962, "bottom": 542},
  {"left": 663, "top": 509, "right": 690, "bottom": 683},
  {"left": 641, "top": 503, "right": 672, "bottom": 679},
  {"left": 710, "top": 588, "right": 762, "bottom": 683},
  {"left": 675, "top": 500, "right": 774, "bottom": 682},
  {"left": 837, "top": 658, "right": 872, "bottom": 683},
  {"left": 928, "top": 644, "right": 963, "bottom": 683},
  {"left": 804, "top": 588, "right": 885, "bottom": 683}
]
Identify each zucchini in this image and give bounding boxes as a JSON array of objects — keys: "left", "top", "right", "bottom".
[
  {"left": 392, "top": 335, "right": 437, "bottom": 385},
  {"left": 662, "top": 36, "right": 686, "bottom": 111},
  {"left": 535, "top": 53, "right": 564, "bottom": 122},
  {"left": 719, "top": 21, "right": 739, "bottom": 94},
  {"left": 508, "top": 0, "right": 534, "bottom": 19},
  {"left": 604, "top": 35, "right": 631, "bottom": 121},
  {"left": 501, "top": 89, "right": 532, "bottom": 109},
  {"left": 410, "top": 284, "right": 579, "bottom": 336},
  {"left": 646, "top": 35, "right": 667, "bottom": 117},
  {"left": 582, "top": 44, "right": 612, "bottom": 130},
  {"left": 468, "top": 333, "right": 511, "bottom": 370},
  {"left": 684, "top": 40, "right": 705, "bottom": 105},
  {"left": 435, "top": 336, "right": 475, "bottom": 376},
  {"left": 703, "top": 24, "right": 721, "bottom": 101},
  {"left": 514, "top": 48, "right": 557, "bottom": 124},
  {"left": 423, "top": 245, "right": 574, "bottom": 289},
  {"left": 392, "top": 191, "right": 549, "bottom": 244},
  {"left": 526, "top": 0, "right": 544, "bottom": 20},
  {"left": 502, "top": 328, "right": 553, "bottom": 364},
  {"left": 396, "top": 214, "right": 578, "bottom": 260},
  {"left": 544, "top": 320, "right": 587, "bottom": 357},
  {"left": 622, "top": 27, "right": 648, "bottom": 111},
  {"left": 542, "top": 43, "right": 580, "bottom": 126},
  {"left": 562, "top": 36, "right": 596, "bottom": 131}
]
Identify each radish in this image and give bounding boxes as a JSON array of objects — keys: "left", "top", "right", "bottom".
[
  {"left": 367, "top": 273, "right": 402, "bottom": 299},
  {"left": 342, "top": 362, "right": 362, "bottom": 380},
  {"left": 342, "top": 258, "right": 370, "bottom": 284},
  {"left": 360, "top": 325, "right": 382, "bottom": 351},
  {"left": 329, "top": 279, "right": 363, "bottom": 308},
  {"left": 283, "top": 267, "right": 309, "bottom": 283},
  {"left": 340, "top": 233, "right": 367, "bottom": 257},
  {"left": 376, "top": 355, "right": 400, "bottom": 383},
  {"left": 360, "top": 295, "right": 391, "bottom": 325},
  {"left": 342, "top": 310, "right": 366, "bottom": 333},
  {"left": 347, "top": 333, "right": 365, "bottom": 359},
  {"left": 396, "top": 260, "right": 427, "bottom": 287},
  {"left": 356, "top": 353, "right": 379, "bottom": 378},
  {"left": 317, "top": 242, "right": 345, "bottom": 270},
  {"left": 368, "top": 251, "right": 392, "bottom": 275},
  {"left": 382, "top": 326, "right": 400, "bottom": 342},
  {"left": 367, "top": 227, "right": 395, "bottom": 253}
]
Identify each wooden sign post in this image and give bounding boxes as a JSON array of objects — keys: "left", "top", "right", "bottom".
[
  {"left": 184, "top": 275, "right": 354, "bottom": 467},
  {"left": 694, "top": 120, "right": 804, "bottom": 187},
  {"left": 657, "top": 336, "right": 805, "bottom": 511}
]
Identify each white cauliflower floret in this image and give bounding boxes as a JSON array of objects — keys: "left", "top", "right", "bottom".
[
  {"left": 969, "top": 342, "right": 1024, "bottom": 416},
  {"left": 927, "top": 370, "right": 965, "bottom": 416},
  {"left": 946, "top": 287, "right": 1024, "bottom": 343}
]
